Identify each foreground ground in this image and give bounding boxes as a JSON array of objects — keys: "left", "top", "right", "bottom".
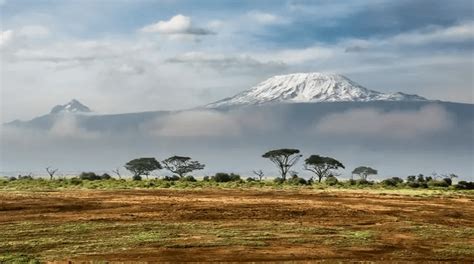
[{"left": 0, "top": 188, "right": 473, "bottom": 262}]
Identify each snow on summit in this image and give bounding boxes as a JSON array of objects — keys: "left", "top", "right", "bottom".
[
  {"left": 50, "top": 99, "right": 92, "bottom": 114},
  {"left": 206, "top": 72, "right": 427, "bottom": 108}
]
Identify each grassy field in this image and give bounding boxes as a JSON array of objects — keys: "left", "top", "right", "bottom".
[
  {"left": 0, "top": 177, "right": 471, "bottom": 192},
  {"left": 0, "top": 185, "right": 473, "bottom": 262}
]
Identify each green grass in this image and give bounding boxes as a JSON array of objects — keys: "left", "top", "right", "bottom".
[
  {"left": 410, "top": 224, "right": 474, "bottom": 239},
  {"left": 0, "top": 220, "right": 384, "bottom": 261},
  {"left": 0, "top": 254, "right": 41, "bottom": 264},
  {"left": 0, "top": 178, "right": 472, "bottom": 197},
  {"left": 435, "top": 244, "right": 474, "bottom": 257}
]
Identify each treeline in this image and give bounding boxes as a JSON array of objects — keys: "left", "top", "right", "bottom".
[{"left": 4, "top": 148, "right": 473, "bottom": 190}]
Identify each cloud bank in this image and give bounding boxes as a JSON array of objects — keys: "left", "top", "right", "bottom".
[{"left": 315, "top": 105, "right": 454, "bottom": 139}]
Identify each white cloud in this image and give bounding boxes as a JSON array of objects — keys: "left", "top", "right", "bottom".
[
  {"left": 115, "top": 63, "right": 145, "bottom": 75},
  {"left": 247, "top": 11, "right": 288, "bottom": 25},
  {"left": 18, "top": 25, "right": 50, "bottom": 38},
  {"left": 315, "top": 105, "right": 454, "bottom": 139},
  {"left": 50, "top": 114, "right": 99, "bottom": 139},
  {"left": 166, "top": 51, "right": 286, "bottom": 73},
  {"left": 140, "top": 14, "right": 213, "bottom": 35},
  {"left": 0, "top": 30, "right": 14, "bottom": 47},
  {"left": 259, "top": 46, "right": 335, "bottom": 64},
  {"left": 390, "top": 21, "right": 474, "bottom": 45},
  {"left": 207, "top": 20, "right": 224, "bottom": 30},
  {"left": 145, "top": 110, "right": 242, "bottom": 137}
]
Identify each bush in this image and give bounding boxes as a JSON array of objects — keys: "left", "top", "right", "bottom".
[
  {"left": 357, "top": 179, "right": 373, "bottom": 185},
  {"left": 407, "top": 175, "right": 416, "bottom": 182},
  {"left": 17, "top": 175, "right": 34, "bottom": 180},
  {"left": 287, "top": 175, "right": 308, "bottom": 185},
  {"left": 428, "top": 180, "right": 450, "bottom": 188},
  {"left": 406, "top": 174, "right": 428, "bottom": 188},
  {"left": 273, "top": 177, "right": 284, "bottom": 184},
  {"left": 229, "top": 173, "right": 241, "bottom": 182},
  {"left": 202, "top": 176, "right": 210, "bottom": 181},
  {"left": 325, "top": 175, "right": 339, "bottom": 186},
  {"left": 348, "top": 179, "right": 357, "bottom": 185},
  {"left": 442, "top": 178, "right": 452, "bottom": 186},
  {"left": 163, "top": 175, "right": 180, "bottom": 181},
  {"left": 132, "top": 175, "right": 142, "bottom": 181},
  {"left": 212, "top": 173, "right": 241, "bottom": 182},
  {"left": 181, "top": 175, "right": 196, "bottom": 182},
  {"left": 246, "top": 177, "right": 256, "bottom": 182},
  {"left": 8, "top": 176, "right": 17, "bottom": 181},
  {"left": 382, "top": 177, "right": 404, "bottom": 187},
  {"left": 79, "top": 172, "right": 101, "bottom": 180},
  {"left": 455, "top": 181, "right": 474, "bottom": 190},
  {"left": 100, "top": 173, "right": 112, "bottom": 180},
  {"left": 69, "top": 178, "right": 83, "bottom": 185}
]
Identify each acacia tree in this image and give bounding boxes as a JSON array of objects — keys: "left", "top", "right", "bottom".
[
  {"left": 125, "top": 157, "right": 162, "bottom": 180},
  {"left": 252, "top": 170, "right": 265, "bottom": 181},
  {"left": 352, "top": 166, "right": 377, "bottom": 180},
  {"left": 262, "top": 149, "right": 302, "bottom": 181},
  {"left": 112, "top": 167, "right": 121, "bottom": 179},
  {"left": 304, "top": 155, "right": 345, "bottom": 182},
  {"left": 162, "top": 156, "right": 205, "bottom": 178},
  {"left": 45, "top": 167, "right": 58, "bottom": 180}
]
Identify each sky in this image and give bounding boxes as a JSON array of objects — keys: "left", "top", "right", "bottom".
[{"left": 1, "top": 0, "right": 473, "bottom": 122}]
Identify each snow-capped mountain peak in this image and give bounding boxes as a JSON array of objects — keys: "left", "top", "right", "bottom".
[
  {"left": 206, "top": 72, "right": 427, "bottom": 108},
  {"left": 50, "top": 99, "right": 92, "bottom": 114}
]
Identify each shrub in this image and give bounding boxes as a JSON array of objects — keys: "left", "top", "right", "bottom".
[
  {"left": 202, "top": 176, "right": 210, "bottom": 181},
  {"left": 382, "top": 177, "right": 404, "bottom": 187},
  {"left": 8, "top": 176, "right": 17, "bottom": 181},
  {"left": 348, "top": 179, "right": 357, "bottom": 185},
  {"left": 357, "top": 179, "right": 373, "bottom": 185},
  {"left": 417, "top": 174, "right": 425, "bottom": 183},
  {"left": 325, "top": 175, "right": 339, "bottom": 186},
  {"left": 428, "top": 180, "right": 449, "bottom": 188},
  {"left": 287, "top": 175, "right": 308, "bottom": 185},
  {"left": 79, "top": 172, "right": 101, "bottom": 180},
  {"left": 406, "top": 174, "right": 428, "bottom": 188},
  {"left": 17, "top": 175, "right": 34, "bottom": 180},
  {"left": 212, "top": 173, "right": 230, "bottom": 182},
  {"left": 442, "top": 178, "right": 452, "bottom": 186},
  {"left": 455, "top": 181, "right": 474, "bottom": 190},
  {"left": 163, "top": 175, "right": 180, "bottom": 181},
  {"left": 212, "top": 173, "right": 241, "bottom": 182},
  {"left": 246, "top": 177, "right": 256, "bottom": 182},
  {"left": 100, "top": 173, "right": 112, "bottom": 180},
  {"left": 273, "top": 177, "right": 284, "bottom": 184},
  {"left": 181, "top": 175, "right": 197, "bottom": 182},
  {"left": 132, "top": 175, "right": 142, "bottom": 181},
  {"left": 69, "top": 178, "right": 83, "bottom": 185},
  {"left": 229, "top": 173, "right": 241, "bottom": 181}
]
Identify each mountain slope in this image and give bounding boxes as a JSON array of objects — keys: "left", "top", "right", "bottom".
[{"left": 206, "top": 72, "right": 427, "bottom": 108}]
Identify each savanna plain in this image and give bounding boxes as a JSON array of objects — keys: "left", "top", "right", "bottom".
[{"left": 0, "top": 179, "right": 473, "bottom": 263}]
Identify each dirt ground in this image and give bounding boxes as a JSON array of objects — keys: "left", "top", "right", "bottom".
[{"left": 0, "top": 188, "right": 473, "bottom": 262}]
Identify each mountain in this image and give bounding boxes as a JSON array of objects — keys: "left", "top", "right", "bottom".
[
  {"left": 50, "top": 99, "right": 92, "bottom": 114},
  {"left": 206, "top": 72, "right": 427, "bottom": 108},
  {"left": 2, "top": 79, "right": 473, "bottom": 177}
]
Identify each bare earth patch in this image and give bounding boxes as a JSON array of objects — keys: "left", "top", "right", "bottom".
[{"left": 0, "top": 189, "right": 473, "bottom": 262}]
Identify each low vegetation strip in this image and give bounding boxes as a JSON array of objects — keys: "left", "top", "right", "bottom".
[
  {"left": 0, "top": 189, "right": 473, "bottom": 262},
  {"left": 0, "top": 177, "right": 472, "bottom": 194}
]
